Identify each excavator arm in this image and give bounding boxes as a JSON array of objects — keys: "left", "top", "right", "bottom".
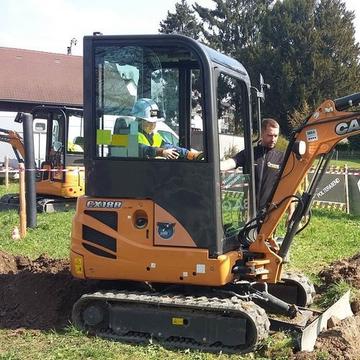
[
  {"left": 0, "top": 128, "right": 25, "bottom": 162},
  {"left": 249, "top": 93, "right": 360, "bottom": 283}
]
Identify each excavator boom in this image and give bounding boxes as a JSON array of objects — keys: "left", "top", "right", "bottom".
[{"left": 249, "top": 93, "right": 360, "bottom": 283}]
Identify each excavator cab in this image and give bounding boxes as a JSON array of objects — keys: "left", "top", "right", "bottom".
[{"left": 75, "top": 34, "right": 256, "bottom": 260}]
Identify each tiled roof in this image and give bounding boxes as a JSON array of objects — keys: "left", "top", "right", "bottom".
[{"left": 0, "top": 47, "right": 82, "bottom": 110}]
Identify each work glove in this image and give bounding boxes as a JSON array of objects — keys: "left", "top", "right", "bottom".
[{"left": 186, "top": 150, "right": 203, "bottom": 160}]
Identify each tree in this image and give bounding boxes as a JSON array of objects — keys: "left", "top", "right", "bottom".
[
  {"left": 193, "top": 0, "right": 273, "bottom": 81},
  {"left": 258, "top": 0, "right": 320, "bottom": 134},
  {"left": 288, "top": 100, "right": 311, "bottom": 130},
  {"left": 348, "top": 134, "right": 360, "bottom": 151},
  {"left": 313, "top": 0, "right": 360, "bottom": 100},
  {"left": 158, "top": 0, "right": 360, "bottom": 138},
  {"left": 259, "top": 0, "right": 360, "bottom": 134},
  {"left": 159, "top": 0, "right": 202, "bottom": 39}
]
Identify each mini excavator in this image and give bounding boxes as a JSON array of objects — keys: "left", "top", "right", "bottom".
[
  {"left": 70, "top": 34, "right": 357, "bottom": 353},
  {"left": 0, "top": 106, "right": 85, "bottom": 212}
]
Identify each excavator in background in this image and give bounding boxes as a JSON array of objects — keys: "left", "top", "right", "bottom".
[
  {"left": 70, "top": 34, "right": 357, "bottom": 353},
  {"left": 0, "top": 127, "right": 25, "bottom": 164},
  {"left": 0, "top": 106, "right": 85, "bottom": 212}
]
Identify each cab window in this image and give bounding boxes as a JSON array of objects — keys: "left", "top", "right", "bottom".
[
  {"left": 218, "top": 73, "right": 250, "bottom": 241},
  {"left": 67, "top": 114, "right": 84, "bottom": 153},
  {"left": 94, "top": 44, "right": 205, "bottom": 160}
]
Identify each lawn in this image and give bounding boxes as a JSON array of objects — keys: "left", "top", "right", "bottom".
[
  {"left": 327, "top": 159, "right": 360, "bottom": 169},
  {"left": 0, "top": 183, "right": 359, "bottom": 359}
]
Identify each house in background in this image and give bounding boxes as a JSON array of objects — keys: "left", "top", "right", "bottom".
[
  {"left": 0, "top": 46, "right": 82, "bottom": 112},
  {"left": 0, "top": 47, "right": 83, "bottom": 162}
]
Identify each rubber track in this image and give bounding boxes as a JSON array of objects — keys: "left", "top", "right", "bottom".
[
  {"left": 72, "top": 290, "right": 270, "bottom": 354},
  {"left": 282, "top": 271, "right": 316, "bottom": 306}
]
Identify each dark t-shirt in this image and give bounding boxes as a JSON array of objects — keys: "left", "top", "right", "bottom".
[{"left": 233, "top": 145, "right": 284, "bottom": 210}]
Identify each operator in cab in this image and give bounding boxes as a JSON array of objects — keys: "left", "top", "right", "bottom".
[{"left": 132, "top": 98, "right": 200, "bottom": 160}]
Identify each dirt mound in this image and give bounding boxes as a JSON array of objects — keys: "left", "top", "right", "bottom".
[
  {"left": 314, "top": 313, "right": 360, "bottom": 360},
  {"left": 0, "top": 251, "right": 100, "bottom": 330},
  {"left": 294, "top": 313, "right": 360, "bottom": 360},
  {"left": 319, "top": 253, "right": 360, "bottom": 288},
  {"left": 0, "top": 251, "right": 19, "bottom": 273}
]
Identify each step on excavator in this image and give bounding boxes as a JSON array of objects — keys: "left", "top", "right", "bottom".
[
  {"left": 70, "top": 34, "right": 357, "bottom": 353},
  {"left": 0, "top": 106, "right": 85, "bottom": 212}
]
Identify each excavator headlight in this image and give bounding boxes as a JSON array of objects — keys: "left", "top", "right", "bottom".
[
  {"left": 135, "top": 217, "right": 148, "bottom": 229},
  {"left": 133, "top": 210, "right": 148, "bottom": 229},
  {"left": 292, "top": 140, "right": 306, "bottom": 158}
]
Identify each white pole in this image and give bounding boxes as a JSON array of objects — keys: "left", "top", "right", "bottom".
[
  {"left": 19, "top": 163, "right": 27, "bottom": 238},
  {"left": 344, "top": 164, "right": 350, "bottom": 214},
  {"left": 5, "top": 156, "right": 9, "bottom": 189}
]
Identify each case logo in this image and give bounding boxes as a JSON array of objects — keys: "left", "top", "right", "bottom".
[{"left": 335, "top": 119, "right": 360, "bottom": 135}]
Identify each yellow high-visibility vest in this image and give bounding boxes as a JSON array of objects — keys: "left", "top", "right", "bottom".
[{"left": 138, "top": 132, "right": 163, "bottom": 147}]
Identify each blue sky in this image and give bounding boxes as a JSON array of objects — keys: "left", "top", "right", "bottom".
[{"left": 0, "top": 0, "right": 359, "bottom": 56}]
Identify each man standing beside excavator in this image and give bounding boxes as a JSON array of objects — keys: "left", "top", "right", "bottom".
[{"left": 221, "top": 118, "right": 285, "bottom": 212}]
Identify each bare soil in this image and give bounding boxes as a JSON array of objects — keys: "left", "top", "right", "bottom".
[
  {"left": 1, "top": 250, "right": 360, "bottom": 359},
  {"left": 0, "top": 250, "right": 100, "bottom": 330},
  {"left": 294, "top": 253, "right": 360, "bottom": 360}
]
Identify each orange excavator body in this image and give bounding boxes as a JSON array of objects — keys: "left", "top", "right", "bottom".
[{"left": 70, "top": 34, "right": 357, "bottom": 353}]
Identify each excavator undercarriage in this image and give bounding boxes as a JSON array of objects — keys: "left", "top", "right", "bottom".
[{"left": 72, "top": 277, "right": 351, "bottom": 353}]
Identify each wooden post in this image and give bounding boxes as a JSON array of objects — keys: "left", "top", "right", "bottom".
[
  {"left": 4, "top": 156, "right": 9, "bottom": 189},
  {"left": 19, "top": 163, "right": 27, "bottom": 238}
]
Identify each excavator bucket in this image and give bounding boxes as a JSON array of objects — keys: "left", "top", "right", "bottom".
[{"left": 270, "top": 291, "right": 353, "bottom": 351}]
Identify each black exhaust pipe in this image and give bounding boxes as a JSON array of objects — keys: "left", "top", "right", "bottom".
[{"left": 17, "top": 112, "right": 37, "bottom": 228}]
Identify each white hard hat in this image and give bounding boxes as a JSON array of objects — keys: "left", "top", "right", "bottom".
[{"left": 131, "top": 98, "right": 163, "bottom": 123}]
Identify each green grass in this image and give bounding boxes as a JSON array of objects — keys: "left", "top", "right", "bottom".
[
  {"left": 0, "top": 183, "right": 73, "bottom": 259},
  {"left": 310, "top": 160, "right": 360, "bottom": 170},
  {"left": 0, "top": 209, "right": 73, "bottom": 258},
  {"left": 0, "top": 183, "right": 360, "bottom": 359},
  {"left": 0, "top": 326, "right": 240, "bottom": 360},
  {"left": 0, "top": 182, "right": 19, "bottom": 197},
  {"left": 327, "top": 159, "right": 360, "bottom": 169},
  {"left": 287, "top": 209, "right": 360, "bottom": 275},
  {"left": 0, "top": 327, "right": 269, "bottom": 360}
]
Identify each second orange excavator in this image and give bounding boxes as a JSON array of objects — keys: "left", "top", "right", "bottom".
[{"left": 0, "top": 105, "right": 85, "bottom": 212}]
